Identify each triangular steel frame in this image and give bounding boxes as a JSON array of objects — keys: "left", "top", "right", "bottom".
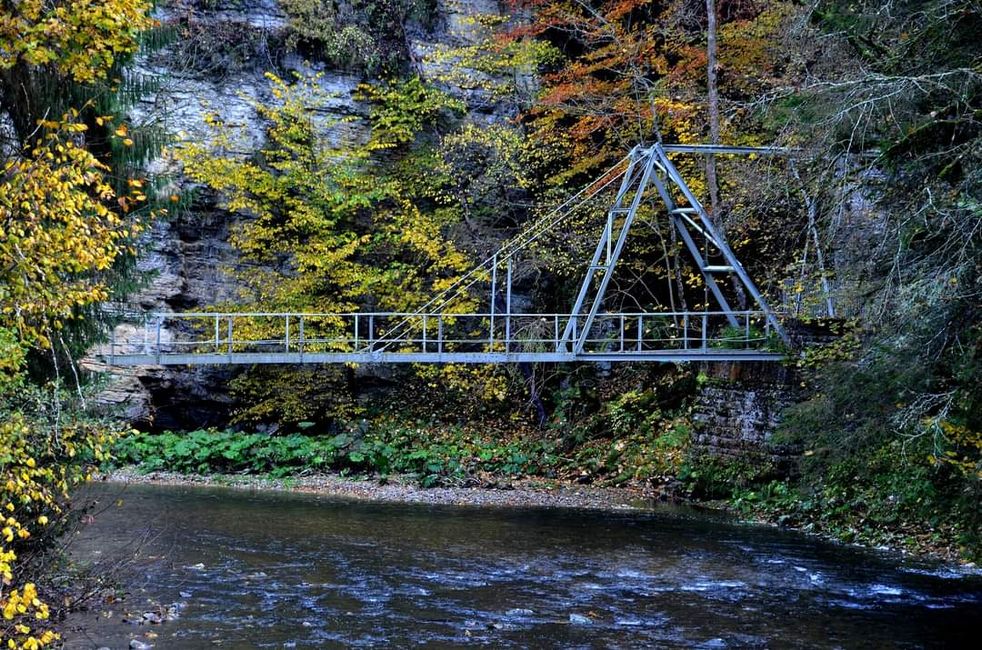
[{"left": 559, "top": 143, "right": 788, "bottom": 353}]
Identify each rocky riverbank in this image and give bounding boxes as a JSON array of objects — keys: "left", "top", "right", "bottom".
[{"left": 102, "top": 468, "right": 668, "bottom": 512}]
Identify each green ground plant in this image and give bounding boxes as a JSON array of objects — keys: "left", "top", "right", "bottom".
[
  {"left": 113, "top": 425, "right": 559, "bottom": 487},
  {"left": 112, "top": 396, "right": 697, "bottom": 490}
]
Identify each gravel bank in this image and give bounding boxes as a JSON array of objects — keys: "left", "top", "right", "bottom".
[{"left": 102, "top": 468, "right": 664, "bottom": 512}]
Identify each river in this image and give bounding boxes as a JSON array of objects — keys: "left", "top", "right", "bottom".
[{"left": 61, "top": 483, "right": 980, "bottom": 648}]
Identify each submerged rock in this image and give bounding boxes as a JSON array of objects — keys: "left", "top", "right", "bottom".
[
  {"left": 165, "top": 604, "right": 182, "bottom": 621},
  {"left": 569, "top": 613, "right": 593, "bottom": 625}
]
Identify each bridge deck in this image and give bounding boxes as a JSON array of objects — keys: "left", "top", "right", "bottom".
[
  {"left": 108, "top": 350, "right": 782, "bottom": 366},
  {"left": 104, "top": 310, "right": 785, "bottom": 366}
]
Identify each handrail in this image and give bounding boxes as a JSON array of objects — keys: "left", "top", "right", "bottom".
[
  {"left": 113, "top": 310, "right": 773, "bottom": 319},
  {"left": 102, "top": 309, "right": 785, "bottom": 366}
]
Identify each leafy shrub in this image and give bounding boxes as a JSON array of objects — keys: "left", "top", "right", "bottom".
[
  {"left": 679, "top": 453, "right": 776, "bottom": 500},
  {"left": 1, "top": 384, "right": 127, "bottom": 649},
  {"left": 113, "top": 424, "right": 562, "bottom": 487}
]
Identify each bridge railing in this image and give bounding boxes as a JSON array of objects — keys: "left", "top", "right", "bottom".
[
  {"left": 104, "top": 310, "right": 782, "bottom": 363},
  {"left": 577, "top": 311, "right": 775, "bottom": 353}
]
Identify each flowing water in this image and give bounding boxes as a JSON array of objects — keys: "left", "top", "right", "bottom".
[{"left": 61, "top": 483, "right": 980, "bottom": 649}]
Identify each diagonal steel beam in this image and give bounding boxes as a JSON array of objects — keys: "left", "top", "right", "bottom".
[
  {"left": 571, "top": 150, "right": 660, "bottom": 354},
  {"left": 653, "top": 145, "right": 789, "bottom": 344},
  {"left": 558, "top": 147, "right": 647, "bottom": 350}
]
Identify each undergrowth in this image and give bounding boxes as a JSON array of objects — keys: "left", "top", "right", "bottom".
[{"left": 112, "top": 407, "right": 692, "bottom": 489}]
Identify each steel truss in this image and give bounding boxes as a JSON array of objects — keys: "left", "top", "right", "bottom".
[{"left": 559, "top": 143, "right": 788, "bottom": 354}]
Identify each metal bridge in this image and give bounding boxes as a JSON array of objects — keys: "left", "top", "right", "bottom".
[{"left": 105, "top": 143, "right": 791, "bottom": 367}]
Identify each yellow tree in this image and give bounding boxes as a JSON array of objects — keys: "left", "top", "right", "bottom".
[
  {"left": 0, "top": 0, "right": 154, "bottom": 139},
  {"left": 178, "top": 74, "right": 477, "bottom": 425},
  {"left": 0, "top": 116, "right": 145, "bottom": 347},
  {"left": 0, "top": 4, "right": 153, "bottom": 647},
  {"left": 178, "top": 73, "right": 471, "bottom": 318},
  {"left": 0, "top": 116, "right": 146, "bottom": 650}
]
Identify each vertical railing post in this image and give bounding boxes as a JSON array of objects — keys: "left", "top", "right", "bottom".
[
  {"left": 505, "top": 256, "right": 512, "bottom": 353},
  {"left": 227, "top": 316, "right": 233, "bottom": 357},
  {"left": 619, "top": 314, "right": 625, "bottom": 352},
  {"left": 554, "top": 315, "right": 559, "bottom": 351},
  {"left": 155, "top": 317, "right": 161, "bottom": 364},
  {"left": 637, "top": 315, "right": 643, "bottom": 352},
  {"left": 214, "top": 314, "right": 220, "bottom": 353},
  {"left": 368, "top": 315, "right": 375, "bottom": 351},
  {"left": 490, "top": 254, "right": 497, "bottom": 349},
  {"left": 285, "top": 315, "right": 290, "bottom": 353},
  {"left": 745, "top": 312, "right": 751, "bottom": 349},
  {"left": 422, "top": 314, "right": 428, "bottom": 353},
  {"left": 683, "top": 313, "right": 689, "bottom": 350},
  {"left": 354, "top": 313, "right": 360, "bottom": 350},
  {"left": 701, "top": 312, "right": 708, "bottom": 351},
  {"left": 299, "top": 316, "right": 305, "bottom": 362},
  {"left": 438, "top": 316, "right": 444, "bottom": 354}
]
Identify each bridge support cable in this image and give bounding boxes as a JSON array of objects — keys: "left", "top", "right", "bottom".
[{"left": 364, "top": 153, "right": 635, "bottom": 354}]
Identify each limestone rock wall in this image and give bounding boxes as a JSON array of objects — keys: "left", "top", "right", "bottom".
[
  {"left": 90, "top": 0, "right": 511, "bottom": 429},
  {"left": 690, "top": 362, "right": 802, "bottom": 474}
]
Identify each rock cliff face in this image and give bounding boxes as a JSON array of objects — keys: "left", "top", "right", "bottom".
[{"left": 91, "top": 0, "right": 511, "bottom": 429}]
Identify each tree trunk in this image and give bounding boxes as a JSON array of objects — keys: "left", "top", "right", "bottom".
[
  {"left": 705, "top": 0, "right": 748, "bottom": 309},
  {"left": 705, "top": 0, "right": 721, "bottom": 221}
]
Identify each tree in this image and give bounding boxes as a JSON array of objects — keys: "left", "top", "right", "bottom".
[
  {"left": 178, "top": 73, "right": 471, "bottom": 318},
  {"left": 704, "top": 0, "right": 720, "bottom": 216},
  {"left": 0, "top": 0, "right": 154, "bottom": 140},
  {"left": 177, "top": 73, "right": 479, "bottom": 424},
  {"left": 0, "top": 115, "right": 145, "bottom": 348},
  {"left": 769, "top": 0, "right": 981, "bottom": 558},
  {"left": 0, "top": 114, "right": 144, "bottom": 650},
  {"left": 0, "top": 5, "right": 157, "bottom": 645}
]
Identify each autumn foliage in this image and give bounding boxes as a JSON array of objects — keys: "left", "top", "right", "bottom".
[
  {"left": 498, "top": 0, "right": 800, "bottom": 179},
  {"left": 0, "top": 0, "right": 152, "bottom": 82},
  {"left": 0, "top": 117, "right": 146, "bottom": 347},
  {"left": 0, "top": 2, "right": 157, "bottom": 646}
]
